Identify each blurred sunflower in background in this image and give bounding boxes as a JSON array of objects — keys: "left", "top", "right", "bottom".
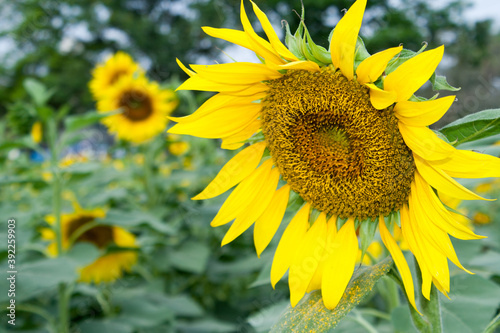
[
  {"left": 171, "top": 0, "right": 500, "bottom": 311},
  {"left": 89, "top": 51, "right": 144, "bottom": 100},
  {"left": 90, "top": 52, "right": 179, "bottom": 143},
  {"left": 41, "top": 205, "right": 138, "bottom": 283}
]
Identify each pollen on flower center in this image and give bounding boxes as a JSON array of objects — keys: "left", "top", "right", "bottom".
[
  {"left": 261, "top": 67, "right": 416, "bottom": 219},
  {"left": 119, "top": 90, "right": 153, "bottom": 121},
  {"left": 67, "top": 216, "right": 114, "bottom": 249}
]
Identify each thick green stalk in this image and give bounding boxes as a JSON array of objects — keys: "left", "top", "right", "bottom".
[{"left": 143, "top": 141, "right": 157, "bottom": 207}]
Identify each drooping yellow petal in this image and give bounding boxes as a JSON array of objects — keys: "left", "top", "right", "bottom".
[
  {"left": 190, "top": 62, "right": 282, "bottom": 85},
  {"left": 168, "top": 102, "right": 260, "bottom": 138},
  {"left": 270, "top": 60, "right": 321, "bottom": 72},
  {"left": 414, "top": 155, "right": 490, "bottom": 201},
  {"left": 271, "top": 203, "right": 311, "bottom": 287},
  {"left": 321, "top": 218, "right": 358, "bottom": 310},
  {"left": 169, "top": 93, "right": 264, "bottom": 124},
  {"left": 379, "top": 216, "right": 419, "bottom": 313},
  {"left": 330, "top": 0, "right": 367, "bottom": 80},
  {"left": 176, "top": 58, "right": 196, "bottom": 77},
  {"left": 221, "top": 167, "right": 280, "bottom": 246},
  {"left": 249, "top": 0, "right": 298, "bottom": 62},
  {"left": 431, "top": 149, "right": 500, "bottom": 179},
  {"left": 202, "top": 26, "right": 255, "bottom": 52},
  {"left": 306, "top": 215, "right": 338, "bottom": 293},
  {"left": 239, "top": 0, "right": 284, "bottom": 65},
  {"left": 176, "top": 74, "right": 251, "bottom": 93},
  {"left": 410, "top": 181, "right": 472, "bottom": 273},
  {"left": 398, "top": 122, "right": 455, "bottom": 161},
  {"left": 384, "top": 46, "right": 444, "bottom": 102},
  {"left": 221, "top": 119, "right": 261, "bottom": 150},
  {"left": 394, "top": 95, "right": 455, "bottom": 127},
  {"left": 210, "top": 159, "right": 273, "bottom": 227},
  {"left": 193, "top": 142, "right": 266, "bottom": 200},
  {"left": 366, "top": 83, "right": 397, "bottom": 109},
  {"left": 289, "top": 212, "right": 328, "bottom": 307},
  {"left": 413, "top": 171, "right": 484, "bottom": 240},
  {"left": 356, "top": 46, "right": 403, "bottom": 84},
  {"left": 254, "top": 185, "right": 291, "bottom": 257}
]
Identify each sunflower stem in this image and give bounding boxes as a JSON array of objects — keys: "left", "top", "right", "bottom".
[
  {"left": 47, "top": 117, "right": 70, "bottom": 333},
  {"left": 483, "top": 312, "right": 500, "bottom": 333},
  {"left": 409, "top": 260, "right": 442, "bottom": 333},
  {"left": 383, "top": 276, "right": 400, "bottom": 312},
  {"left": 143, "top": 140, "right": 157, "bottom": 207}
]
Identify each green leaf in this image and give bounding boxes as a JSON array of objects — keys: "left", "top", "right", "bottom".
[
  {"left": 441, "top": 274, "right": 500, "bottom": 333},
  {"left": 0, "top": 243, "right": 99, "bottom": 303},
  {"left": 23, "top": 78, "right": 54, "bottom": 107},
  {"left": 99, "top": 209, "right": 176, "bottom": 235},
  {"left": 430, "top": 73, "right": 461, "bottom": 91},
  {"left": 64, "top": 110, "right": 120, "bottom": 132},
  {"left": 270, "top": 256, "right": 394, "bottom": 332},
  {"left": 167, "top": 241, "right": 210, "bottom": 274},
  {"left": 439, "top": 108, "right": 500, "bottom": 146},
  {"left": 79, "top": 320, "right": 134, "bottom": 333}
]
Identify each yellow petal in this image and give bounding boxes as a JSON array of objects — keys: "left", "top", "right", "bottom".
[
  {"left": 168, "top": 102, "right": 260, "bottom": 138},
  {"left": 414, "top": 155, "right": 490, "bottom": 201},
  {"left": 306, "top": 215, "right": 338, "bottom": 293},
  {"left": 202, "top": 26, "right": 255, "bottom": 54},
  {"left": 384, "top": 46, "right": 444, "bottom": 102},
  {"left": 321, "top": 218, "right": 358, "bottom": 310},
  {"left": 210, "top": 159, "right": 273, "bottom": 227},
  {"left": 289, "top": 212, "right": 328, "bottom": 307},
  {"left": 169, "top": 93, "right": 264, "bottom": 124},
  {"left": 221, "top": 167, "right": 280, "bottom": 246},
  {"left": 176, "top": 58, "right": 195, "bottom": 77},
  {"left": 330, "top": 0, "right": 367, "bottom": 80},
  {"left": 398, "top": 122, "right": 455, "bottom": 161},
  {"left": 190, "top": 62, "right": 282, "bottom": 85},
  {"left": 366, "top": 83, "right": 397, "bottom": 109},
  {"left": 249, "top": 0, "right": 298, "bottom": 62},
  {"left": 239, "top": 0, "right": 284, "bottom": 65},
  {"left": 270, "top": 203, "right": 311, "bottom": 287},
  {"left": 269, "top": 60, "right": 321, "bottom": 72},
  {"left": 431, "top": 149, "right": 500, "bottom": 179},
  {"left": 379, "top": 216, "right": 420, "bottom": 313},
  {"left": 221, "top": 119, "right": 261, "bottom": 150},
  {"left": 413, "top": 171, "right": 484, "bottom": 240},
  {"left": 193, "top": 142, "right": 267, "bottom": 200},
  {"left": 394, "top": 95, "right": 455, "bottom": 127},
  {"left": 356, "top": 46, "right": 403, "bottom": 84},
  {"left": 410, "top": 181, "right": 472, "bottom": 273},
  {"left": 254, "top": 185, "right": 291, "bottom": 257},
  {"left": 176, "top": 74, "right": 251, "bottom": 93}
]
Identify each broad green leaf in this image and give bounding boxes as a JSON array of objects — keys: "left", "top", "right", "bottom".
[
  {"left": 441, "top": 274, "right": 500, "bottom": 333},
  {"left": 430, "top": 73, "right": 460, "bottom": 91},
  {"left": 439, "top": 108, "right": 500, "bottom": 146},
  {"left": 167, "top": 241, "right": 210, "bottom": 274},
  {"left": 98, "top": 209, "right": 176, "bottom": 235},
  {"left": 79, "top": 320, "right": 134, "bottom": 333},
  {"left": 64, "top": 110, "right": 120, "bottom": 132},
  {"left": 270, "top": 256, "right": 393, "bottom": 332},
  {"left": 0, "top": 243, "right": 99, "bottom": 303}
]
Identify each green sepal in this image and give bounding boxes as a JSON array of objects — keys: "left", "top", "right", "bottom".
[
  {"left": 353, "top": 36, "right": 371, "bottom": 71},
  {"left": 385, "top": 42, "right": 428, "bottom": 75},
  {"left": 409, "top": 93, "right": 440, "bottom": 102},
  {"left": 270, "top": 257, "right": 394, "bottom": 333},
  {"left": 430, "top": 73, "right": 461, "bottom": 91},
  {"left": 439, "top": 108, "right": 500, "bottom": 146},
  {"left": 358, "top": 217, "right": 378, "bottom": 264}
]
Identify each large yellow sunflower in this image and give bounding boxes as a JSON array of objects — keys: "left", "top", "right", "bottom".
[
  {"left": 98, "top": 75, "right": 178, "bottom": 143},
  {"left": 170, "top": 0, "right": 500, "bottom": 310},
  {"left": 89, "top": 51, "right": 144, "bottom": 100},
  {"left": 42, "top": 207, "right": 138, "bottom": 284}
]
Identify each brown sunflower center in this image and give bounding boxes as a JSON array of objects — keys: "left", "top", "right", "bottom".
[
  {"left": 119, "top": 90, "right": 153, "bottom": 121},
  {"left": 261, "top": 67, "right": 416, "bottom": 220},
  {"left": 67, "top": 216, "right": 113, "bottom": 249}
]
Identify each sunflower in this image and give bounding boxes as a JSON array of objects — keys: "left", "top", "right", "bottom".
[
  {"left": 97, "top": 75, "right": 178, "bottom": 143},
  {"left": 42, "top": 207, "right": 137, "bottom": 284},
  {"left": 170, "top": 0, "right": 500, "bottom": 310},
  {"left": 89, "top": 51, "right": 144, "bottom": 100}
]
